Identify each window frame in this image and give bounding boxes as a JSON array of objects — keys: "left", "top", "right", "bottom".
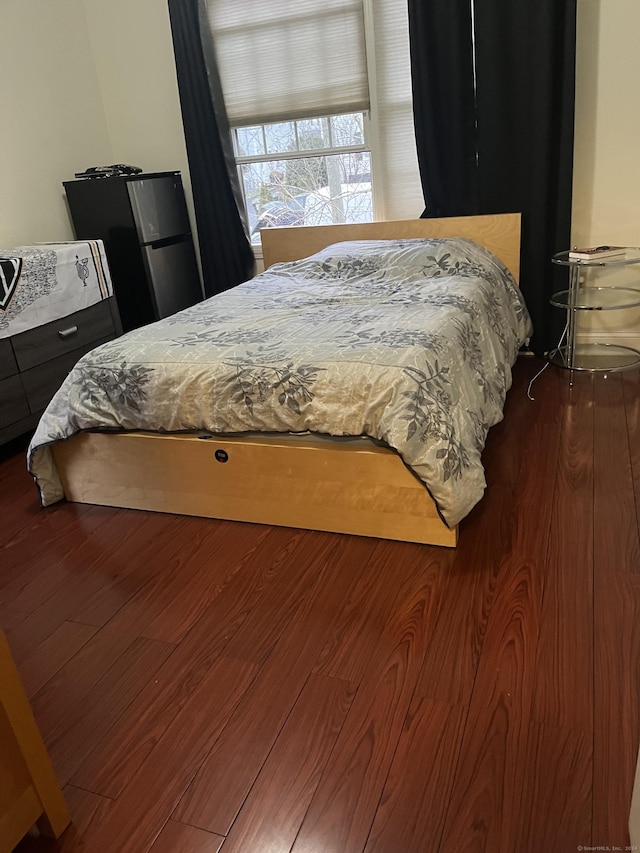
[{"left": 231, "top": 111, "right": 375, "bottom": 256}]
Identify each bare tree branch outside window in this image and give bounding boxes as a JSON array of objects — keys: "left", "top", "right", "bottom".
[{"left": 234, "top": 113, "right": 373, "bottom": 243}]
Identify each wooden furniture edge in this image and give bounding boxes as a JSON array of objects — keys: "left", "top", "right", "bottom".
[
  {"left": 261, "top": 213, "right": 521, "bottom": 283},
  {"left": 52, "top": 431, "right": 458, "bottom": 548},
  {"left": 0, "top": 631, "right": 71, "bottom": 848}
]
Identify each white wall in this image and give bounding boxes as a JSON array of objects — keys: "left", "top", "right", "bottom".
[
  {"left": 79, "top": 0, "right": 199, "bottom": 269},
  {"left": 79, "top": 0, "right": 190, "bottom": 196},
  {"left": 0, "top": 0, "right": 113, "bottom": 246},
  {"left": 572, "top": 0, "right": 640, "bottom": 346},
  {"left": 3, "top": 0, "right": 640, "bottom": 346}
]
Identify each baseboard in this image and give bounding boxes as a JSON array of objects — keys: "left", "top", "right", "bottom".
[{"left": 576, "top": 331, "right": 640, "bottom": 350}]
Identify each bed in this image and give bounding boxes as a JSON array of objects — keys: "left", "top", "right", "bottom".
[{"left": 27, "top": 214, "right": 530, "bottom": 548}]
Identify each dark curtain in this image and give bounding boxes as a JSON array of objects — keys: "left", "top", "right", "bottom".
[
  {"left": 409, "top": 0, "right": 577, "bottom": 356},
  {"left": 408, "top": 0, "right": 478, "bottom": 217},
  {"left": 168, "top": 0, "right": 255, "bottom": 298}
]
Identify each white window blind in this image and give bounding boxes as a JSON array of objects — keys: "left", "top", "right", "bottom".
[
  {"left": 369, "top": 0, "right": 424, "bottom": 220},
  {"left": 206, "top": 0, "right": 370, "bottom": 126}
]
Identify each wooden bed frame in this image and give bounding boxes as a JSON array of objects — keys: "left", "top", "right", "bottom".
[{"left": 51, "top": 213, "right": 521, "bottom": 548}]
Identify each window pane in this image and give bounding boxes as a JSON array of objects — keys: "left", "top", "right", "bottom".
[
  {"left": 330, "top": 113, "right": 364, "bottom": 147},
  {"left": 264, "top": 121, "right": 296, "bottom": 155},
  {"left": 235, "top": 125, "right": 265, "bottom": 157},
  {"left": 236, "top": 113, "right": 367, "bottom": 160},
  {"left": 239, "top": 152, "right": 372, "bottom": 244},
  {"left": 296, "top": 118, "right": 330, "bottom": 150},
  {"left": 339, "top": 150, "right": 371, "bottom": 184}
]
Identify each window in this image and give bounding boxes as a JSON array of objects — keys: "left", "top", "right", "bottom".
[
  {"left": 206, "top": 0, "right": 423, "bottom": 248},
  {"left": 234, "top": 113, "right": 373, "bottom": 243}
]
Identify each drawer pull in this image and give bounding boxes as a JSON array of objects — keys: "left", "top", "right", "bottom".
[{"left": 57, "top": 326, "right": 79, "bottom": 339}]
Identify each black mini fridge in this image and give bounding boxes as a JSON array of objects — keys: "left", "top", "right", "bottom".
[{"left": 64, "top": 171, "right": 203, "bottom": 332}]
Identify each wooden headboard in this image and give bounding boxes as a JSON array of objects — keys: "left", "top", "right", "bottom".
[{"left": 260, "top": 213, "right": 521, "bottom": 283}]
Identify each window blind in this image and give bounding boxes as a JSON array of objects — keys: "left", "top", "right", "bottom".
[
  {"left": 370, "top": 0, "right": 424, "bottom": 219},
  {"left": 205, "top": 0, "right": 370, "bottom": 126}
]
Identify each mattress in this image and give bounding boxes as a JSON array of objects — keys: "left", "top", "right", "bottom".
[{"left": 28, "top": 237, "right": 532, "bottom": 527}]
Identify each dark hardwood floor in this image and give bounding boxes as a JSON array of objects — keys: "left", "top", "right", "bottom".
[{"left": 2, "top": 357, "right": 639, "bottom": 853}]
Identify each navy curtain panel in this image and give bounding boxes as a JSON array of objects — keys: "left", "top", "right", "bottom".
[
  {"left": 168, "top": 0, "right": 255, "bottom": 298},
  {"left": 409, "top": 0, "right": 577, "bottom": 356},
  {"left": 407, "top": 0, "right": 478, "bottom": 218}
]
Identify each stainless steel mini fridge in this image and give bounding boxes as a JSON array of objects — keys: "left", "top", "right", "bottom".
[{"left": 64, "top": 171, "right": 203, "bottom": 332}]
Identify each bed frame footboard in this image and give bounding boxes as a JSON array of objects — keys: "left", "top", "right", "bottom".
[{"left": 52, "top": 431, "right": 458, "bottom": 548}]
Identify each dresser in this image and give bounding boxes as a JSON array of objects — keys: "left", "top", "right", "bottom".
[{"left": 0, "top": 241, "right": 122, "bottom": 445}]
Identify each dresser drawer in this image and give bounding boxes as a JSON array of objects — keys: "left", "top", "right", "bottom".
[
  {"left": 0, "top": 374, "right": 30, "bottom": 429},
  {"left": 12, "top": 300, "right": 116, "bottom": 372},
  {"left": 21, "top": 336, "right": 113, "bottom": 414},
  {"left": 0, "top": 337, "right": 18, "bottom": 380}
]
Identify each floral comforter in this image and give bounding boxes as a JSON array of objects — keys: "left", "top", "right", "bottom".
[{"left": 28, "top": 238, "right": 532, "bottom": 527}]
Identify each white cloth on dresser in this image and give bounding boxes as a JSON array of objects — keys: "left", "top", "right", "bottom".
[{"left": 0, "top": 240, "right": 113, "bottom": 338}]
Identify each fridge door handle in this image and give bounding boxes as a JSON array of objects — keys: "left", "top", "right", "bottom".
[{"left": 147, "top": 234, "right": 190, "bottom": 250}]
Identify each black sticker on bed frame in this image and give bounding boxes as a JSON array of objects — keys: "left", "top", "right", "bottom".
[{"left": 214, "top": 449, "right": 229, "bottom": 463}]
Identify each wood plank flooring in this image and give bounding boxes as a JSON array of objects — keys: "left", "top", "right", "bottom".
[{"left": 2, "top": 357, "right": 639, "bottom": 853}]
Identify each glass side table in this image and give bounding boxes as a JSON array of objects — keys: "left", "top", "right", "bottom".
[{"left": 548, "top": 249, "right": 640, "bottom": 380}]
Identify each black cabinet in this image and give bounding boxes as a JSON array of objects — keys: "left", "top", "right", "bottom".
[{"left": 64, "top": 172, "right": 203, "bottom": 332}]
